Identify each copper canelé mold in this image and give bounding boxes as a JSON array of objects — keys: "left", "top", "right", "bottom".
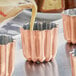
[
  {"left": 0, "top": 35, "right": 15, "bottom": 76},
  {"left": 62, "top": 8, "right": 76, "bottom": 44},
  {"left": 20, "top": 22, "right": 58, "bottom": 62}
]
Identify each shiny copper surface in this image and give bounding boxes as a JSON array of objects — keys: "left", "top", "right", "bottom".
[
  {"left": 0, "top": 36, "right": 15, "bottom": 76},
  {"left": 62, "top": 9, "right": 76, "bottom": 44},
  {"left": 13, "top": 33, "right": 72, "bottom": 76},
  {"left": 20, "top": 26, "right": 58, "bottom": 62}
]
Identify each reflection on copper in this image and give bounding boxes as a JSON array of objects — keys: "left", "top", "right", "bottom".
[
  {"left": 62, "top": 9, "right": 76, "bottom": 44},
  {"left": 20, "top": 22, "right": 58, "bottom": 62},
  {"left": 25, "top": 60, "right": 59, "bottom": 76},
  {"left": 0, "top": 35, "right": 15, "bottom": 76}
]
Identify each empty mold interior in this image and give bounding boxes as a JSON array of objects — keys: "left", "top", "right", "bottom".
[
  {"left": 63, "top": 9, "right": 76, "bottom": 16},
  {"left": 23, "top": 22, "right": 57, "bottom": 30},
  {"left": 0, "top": 35, "right": 13, "bottom": 45}
]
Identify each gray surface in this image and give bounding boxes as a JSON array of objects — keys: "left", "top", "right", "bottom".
[
  {"left": 0, "top": 12, "right": 63, "bottom": 36},
  {"left": 0, "top": 11, "right": 72, "bottom": 76},
  {"left": 23, "top": 10, "right": 62, "bottom": 20}
]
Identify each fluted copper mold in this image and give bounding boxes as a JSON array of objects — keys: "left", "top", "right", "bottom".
[
  {"left": 20, "top": 22, "right": 58, "bottom": 62},
  {"left": 62, "top": 9, "right": 76, "bottom": 44},
  {"left": 70, "top": 49, "right": 76, "bottom": 76},
  {"left": 0, "top": 35, "right": 15, "bottom": 76}
]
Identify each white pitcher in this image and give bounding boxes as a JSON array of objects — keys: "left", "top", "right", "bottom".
[{"left": 0, "top": 0, "right": 37, "bottom": 30}]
